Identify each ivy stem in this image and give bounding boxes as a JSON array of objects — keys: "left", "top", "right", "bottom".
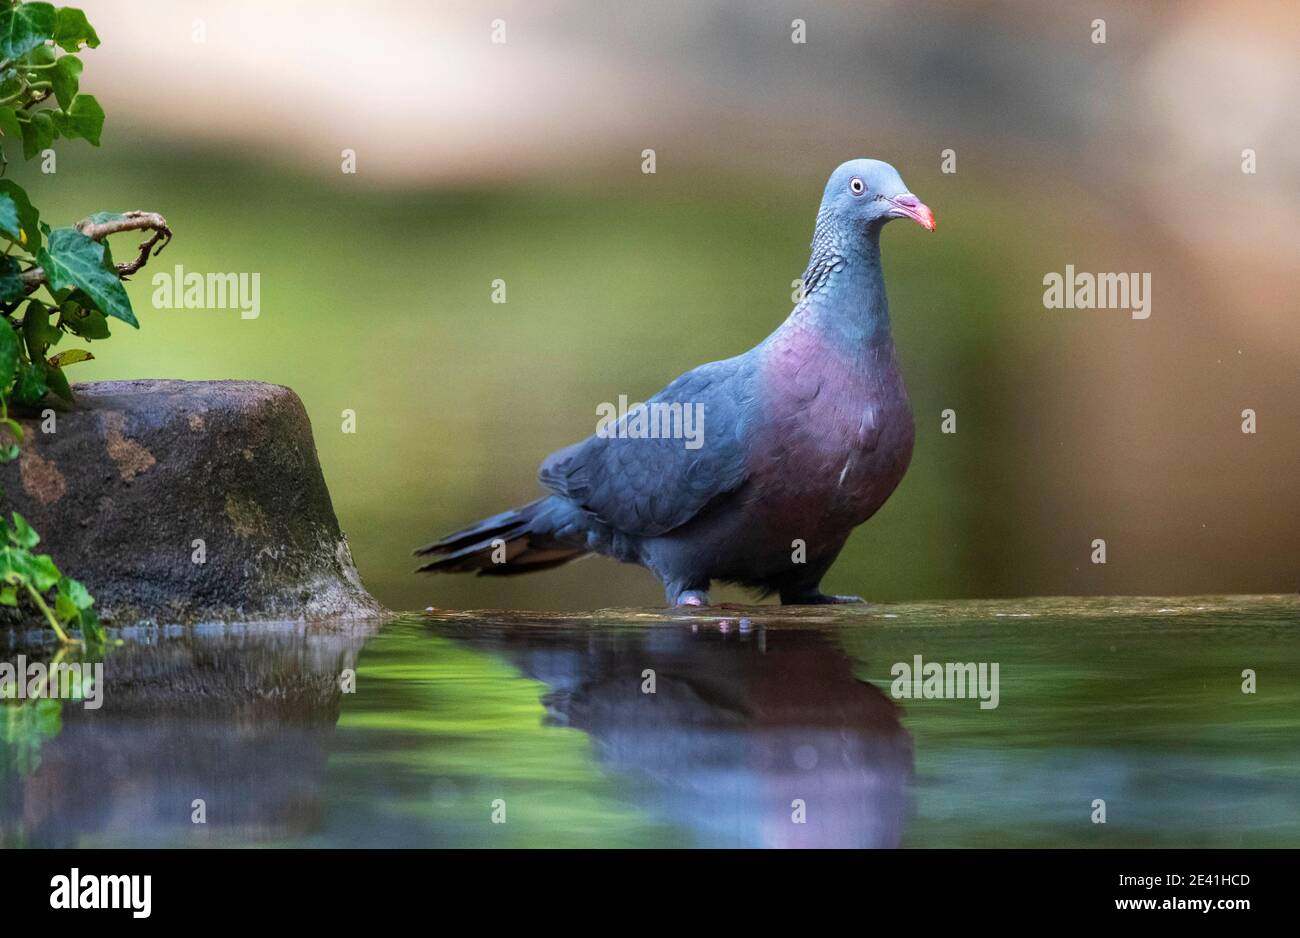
[{"left": 24, "top": 582, "right": 71, "bottom": 644}]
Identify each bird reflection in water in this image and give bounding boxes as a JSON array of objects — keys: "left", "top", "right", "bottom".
[{"left": 444, "top": 616, "right": 914, "bottom": 848}]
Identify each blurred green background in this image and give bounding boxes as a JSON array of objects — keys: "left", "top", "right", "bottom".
[{"left": 7, "top": 0, "right": 1296, "bottom": 612}]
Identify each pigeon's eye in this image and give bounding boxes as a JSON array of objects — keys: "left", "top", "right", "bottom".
[{"left": 849, "top": 177, "right": 866, "bottom": 196}]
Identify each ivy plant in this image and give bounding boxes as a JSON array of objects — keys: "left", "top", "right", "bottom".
[
  {"left": 0, "top": 509, "right": 100, "bottom": 642},
  {"left": 0, "top": 1, "right": 170, "bottom": 643}
]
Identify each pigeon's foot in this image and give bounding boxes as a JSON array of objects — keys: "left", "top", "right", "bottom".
[
  {"left": 781, "top": 592, "right": 866, "bottom": 606},
  {"left": 672, "top": 590, "right": 711, "bottom": 607}
]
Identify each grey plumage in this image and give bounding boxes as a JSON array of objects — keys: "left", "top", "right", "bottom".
[{"left": 417, "top": 159, "right": 935, "bottom": 606}]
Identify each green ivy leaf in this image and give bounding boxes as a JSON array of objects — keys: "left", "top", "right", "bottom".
[
  {"left": 0, "top": 180, "right": 41, "bottom": 249},
  {"left": 77, "top": 606, "right": 104, "bottom": 644},
  {"left": 0, "top": 106, "right": 20, "bottom": 143},
  {"left": 23, "top": 299, "right": 58, "bottom": 360},
  {"left": 0, "top": 544, "right": 61, "bottom": 592},
  {"left": 0, "top": 256, "right": 23, "bottom": 303},
  {"left": 35, "top": 227, "right": 135, "bottom": 326},
  {"left": 0, "top": 584, "right": 16, "bottom": 606},
  {"left": 0, "top": 68, "right": 21, "bottom": 99},
  {"left": 9, "top": 512, "right": 39, "bottom": 549},
  {"left": 11, "top": 359, "right": 48, "bottom": 404},
  {"left": 29, "top": 551, "right": 60, "bottom": 590},
  {"left": 58, "top": 301, "right": 109, "bottom": 339},
  {"left": 0, "top": 192, "right": 19, "bottom": 244},
  {"left": 49, "top": 92, "right": 102, "bottom": 145},
  {"left": 0, "top": 2, "right": 56, "bottom": 60},
  {"left": 48, "top": 347, "right": 90, "bottom": 367},
  {"left": 27, "top": 40, "right": 56, "bottom": 66},
  {"left": 54, "top": 586, "right": 77, "bottom": 620},
  {"left": 52, "top": 6, "right": 98, "bottom": 52},
  {"left": 43, "top": 361, "right": 71, "bottom": 401},
  {"left": 19, "top": 110, "right": 53, "bottom": 160},
  {"left": 58, "top": 574, "right": 92, "bottom": 610},
  {"left": 0, "top": 545, "right": 27, "bottom": 579},
  {"left": 0, "top": 317, "right": 19, "bottom": 389},
  {"left": 50, "top": 53, "right": 82, "bottom": 110},
  {"left": 0, "top": 415, "right": 21, "bottom": 461}
]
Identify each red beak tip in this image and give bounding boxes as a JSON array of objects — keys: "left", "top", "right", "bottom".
[{"left": 887, "top": 196, "right": 936, "bottom": 232}]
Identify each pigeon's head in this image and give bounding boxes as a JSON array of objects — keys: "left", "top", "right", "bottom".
[{"left": 821, "top": 159, "right": 935, "bottom": 233}]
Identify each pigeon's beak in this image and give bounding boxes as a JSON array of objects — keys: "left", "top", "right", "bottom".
[{"left": 886, "top": 194, "right": 936, "bottom": 231}]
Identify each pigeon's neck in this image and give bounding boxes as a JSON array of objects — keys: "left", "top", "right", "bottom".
[{"left": 792, "top": 211, "right": 891, "bottom": 346}]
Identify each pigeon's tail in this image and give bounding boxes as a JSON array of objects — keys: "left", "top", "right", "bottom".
[{"left": 414, "top": 496, "right": 589, "bottom": 576}]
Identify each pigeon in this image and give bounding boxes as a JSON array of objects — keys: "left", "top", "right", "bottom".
[{"left": 417, "top": 159, "right": 935, "bottom": 606}]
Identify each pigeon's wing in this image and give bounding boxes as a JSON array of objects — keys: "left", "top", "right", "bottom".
[{"left": 539, "top": 356, "right": 756, "bottom": 537}]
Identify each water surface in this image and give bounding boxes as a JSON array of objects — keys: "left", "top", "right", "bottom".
[{"left": 2, "top": 596, "right": 1297, "bottom": 847}]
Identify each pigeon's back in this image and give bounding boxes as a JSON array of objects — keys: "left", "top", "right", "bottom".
[{"left": 538, "top": 352, "right": 762, "bottom": 540}]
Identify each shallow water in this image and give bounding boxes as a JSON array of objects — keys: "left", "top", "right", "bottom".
[{"left": 2, "top": 596, "right": 1297, "bottom": 848}]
